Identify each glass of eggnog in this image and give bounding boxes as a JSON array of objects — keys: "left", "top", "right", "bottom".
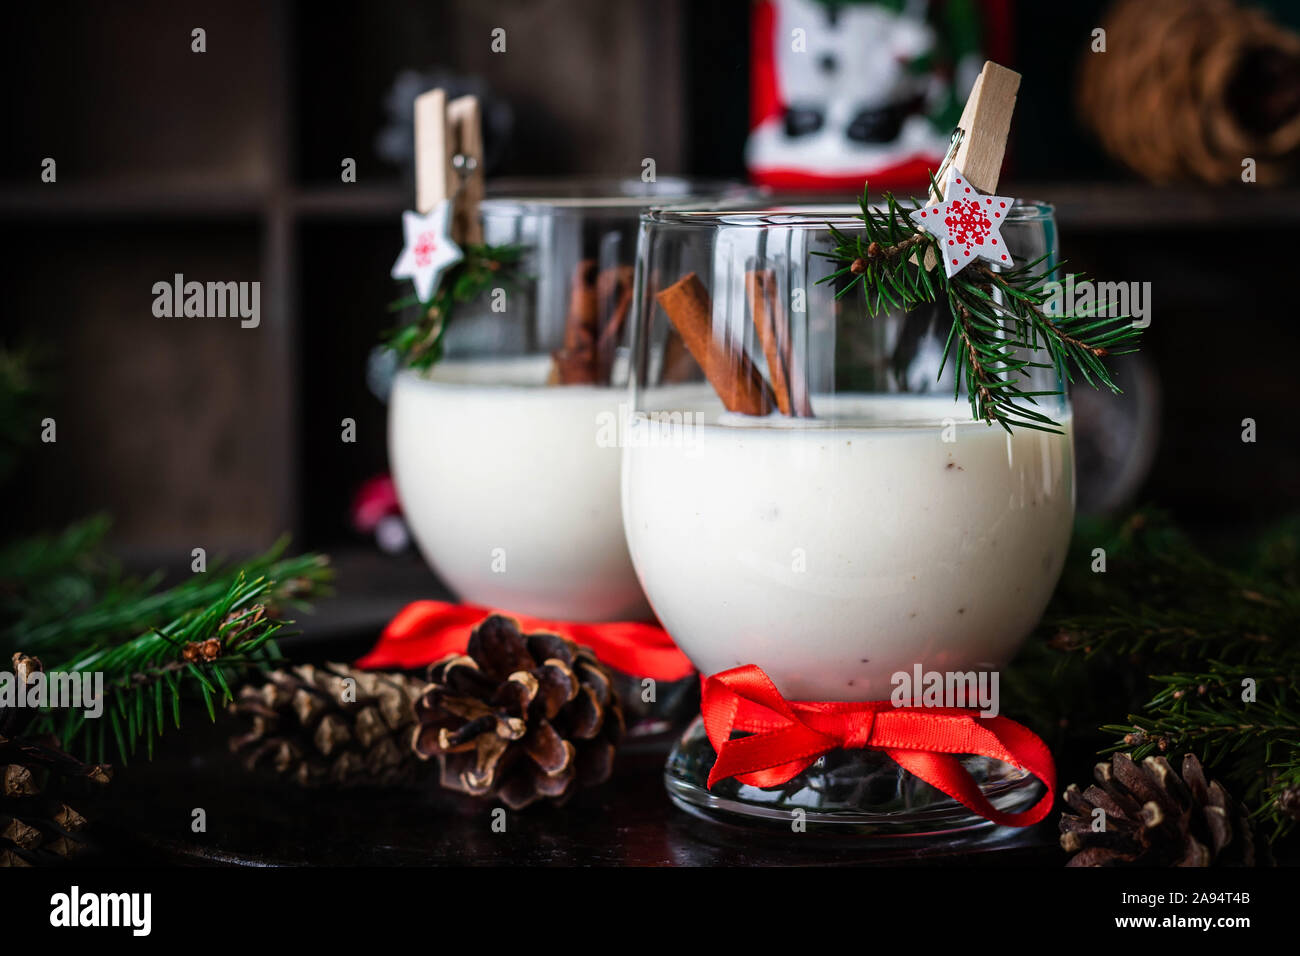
[
  {"left": 389, "top": 179, "right": 744, "bottom": 623},
  {"left": 622, "top": 202, "right": 1074, "bottom": 832}
]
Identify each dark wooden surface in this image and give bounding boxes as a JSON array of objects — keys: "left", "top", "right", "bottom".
[
  {"left": 60, "top": 549, "right": 1062, "bottom": 867},
  {"left": 83, "top": 712, "right": 1061, "bottom": 868}
]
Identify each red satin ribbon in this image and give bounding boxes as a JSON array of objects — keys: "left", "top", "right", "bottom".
[
  {"left": 357, "top": 600, "right": 695, "bottom": 682},
  {"left": 702, "top": 665, "right": 1056, "bottom": 828}
]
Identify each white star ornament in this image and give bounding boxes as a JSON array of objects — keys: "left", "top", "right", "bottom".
[
  {"left": 908, "top": 166, "right": 1016, "bottom": 279},
  {"left": 391, "top": 201, "right": 464, "bottom": 302}
]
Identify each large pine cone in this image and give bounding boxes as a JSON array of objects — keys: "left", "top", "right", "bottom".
[
  {"left": 1060, "top": 752, "right": 1257, "bottom": 866},
  {"left": 412, "top": 615, "right": 624, "bottom": 810},
  {"left": 1, "top": 654, "right": 111, "bottom": 867},
  {"left": 229, "top": 663, "right": 423, "bottom": 788}
]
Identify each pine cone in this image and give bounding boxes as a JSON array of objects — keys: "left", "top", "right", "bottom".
[
  {"left": 1, "top": 654, "right": 112, "bottom": 867},
  {"left": 1275, "top": 784, "right": 1300, "bottom": 822},
  {"left": 1060, "top": 752, "right": 1257, "bottom": 866},
  {"left": 412, "top": 615, "right": 624, "bottom": 810},
  {"left": 229, "top": 662, "right": 423, "bottom": 788}
]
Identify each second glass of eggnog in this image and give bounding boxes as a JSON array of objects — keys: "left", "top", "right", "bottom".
[{"left": 389, "top": 179, "right": 744, "bottom": 622}]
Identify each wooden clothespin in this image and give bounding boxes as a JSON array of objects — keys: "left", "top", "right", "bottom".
[
  {"left": 913, "top": 61, "right": 1020, "bottom": 272},
  {"left": 413, "top": 89, "right": 485, "bottom": 245},
  {"left": 944, "top": 61, "right": 1020, "bottom": 197}
]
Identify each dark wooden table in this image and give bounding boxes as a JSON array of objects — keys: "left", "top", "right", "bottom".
[
  {"left": 84, "top": 719, "right": 1059, "bottom": 867},
  {"left": 78, "top": 548, "right": 1062, "bottom": 867}
]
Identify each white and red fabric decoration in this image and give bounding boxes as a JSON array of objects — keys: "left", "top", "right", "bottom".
[
  {"left": 908, "top": 165, "right": 1015, "bottom": 279},
  {"left": 744, "top": 0, "right": 1009, "bottom": 191},
  {"left": 391, "top": 200, "right": 463, "bottom": 302}
]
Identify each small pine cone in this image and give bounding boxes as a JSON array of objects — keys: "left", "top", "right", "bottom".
[
  {"left": 229, "top": 663, "right": 423, "bottom": 788},
  {"left": 412, "top": 615, "right": 624, "bottom": 810},
  {"left": 1059, "top": 752, "right": 1257, "bottom": 867},
  {"left": 2, "top": 655, "right": 112, "bottom": 867},
  {"left": 1275, "top": 785, "right": 1300, "bottom": 822}
]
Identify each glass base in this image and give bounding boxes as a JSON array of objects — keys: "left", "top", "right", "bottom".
[
  {"left": 613, "top": 673, "right": 699, "bottom": 750},
  {"left": 665, "top": 717, "right": 1043, "bottom": 838}
]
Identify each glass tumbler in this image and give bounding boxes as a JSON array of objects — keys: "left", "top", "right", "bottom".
[
  {"left": 389, "top": 178, "right": 744, "bottom": 622},
  {"left": 622, "top": 202, "right": 1074, "bottom": 832}
]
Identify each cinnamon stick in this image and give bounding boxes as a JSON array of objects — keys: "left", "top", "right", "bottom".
[
  {"left": 655, "top": 273, "right": 772, "bottom": 416},
  {"left": 552, "top": 260, "right": 600, "bottom": 384},
  {"left": 594, "top": 265, "right": 634, "bottom": 383},
  {"left": 553, "top": 261, "right": 635, "bottom": 385},
  {"left": 745, "top": 270, "right": 812, "bottom": 417},
  {"left": 660, "top": 332, "right": 695, "bottom": 383}
]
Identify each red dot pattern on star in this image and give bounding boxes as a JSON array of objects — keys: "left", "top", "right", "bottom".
[
  {"left": 413, "top": 231, "right": 438, "bottom": 267},
  {"left": 944, "top": 199, "right": 993, "bottom": 254}
]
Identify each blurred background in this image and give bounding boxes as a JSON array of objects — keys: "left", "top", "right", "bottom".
[{"left": 3, "top": 0, "right": 1299, "bottom": 568}]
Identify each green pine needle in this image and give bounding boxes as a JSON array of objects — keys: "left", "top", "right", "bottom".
[
  {"left": 2, "top": 519, "right": 331, "bottom": 763},
  {"left": 1010, "top": 510, "right": 1300, "bottom": 844},
  {"left": 815, "top": 182, "right": 1144, "bottom": 433},
  {"left": 384, "top": 242, "right": 526, "bottom": 370}
]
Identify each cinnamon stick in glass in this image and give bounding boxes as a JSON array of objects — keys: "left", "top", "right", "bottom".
[
  {"left": 594, "top": 265, "right": 634, "bottom": 383},
  {"left": 552, "top": 260, "right": 600, "bottom": 384},
  {"left": 745, "top": 269, "right": 812, "bottom": 417},
  {"left": 655, "top": 272, "right": 772, "bottom": 416}
]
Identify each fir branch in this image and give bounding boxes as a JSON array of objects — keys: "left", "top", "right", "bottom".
[
  {"left": 816, "top": 184, "right": 1143, "bottom": 433},
  {"left": 1011, "top": 510, "right": 1300, "bottom": 843},
  {"left": 384, "top": 242, "right": 525, "bottom": 369},
  {"left": 2, "top": 526, "right": 331, "bottom": 660},
  {"left": 1044, "top": 513, "right": 1298, "bottom": 666},
  {"left": 1, "top": 519, "right": 331, "bottom": 764},
  {"left": 36, "top": 571, "right": 296, "bottom": 764},
  {"left": 1101, "top": 671, "right": 1300, "bottom": 840}
]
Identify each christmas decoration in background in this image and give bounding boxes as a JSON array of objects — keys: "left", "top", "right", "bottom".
[
  {"left": 375, "top": 70, "right": 514, "bottom": 180},
  {"left": 384, "top": 239, "right": 524, "bottom": 370},
  {"left": 350, "top": 474, "right": 410, "bottom": 555},
  {"left": 908, "top": 165, "right": 1015, "bottom": 277},
  {"left": 391, "top": 202, "right": 464, "bottom": 303},
  {"left": 745, "top": 0, "right": 1006, "bottom": 190},
  {"left": 1078, "top": 0, "right": 1300, "bottom": 184}
]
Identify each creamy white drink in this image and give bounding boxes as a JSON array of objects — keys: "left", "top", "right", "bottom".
[
  {"left": 390, "top": 356, "right": 650, "bottom": 621},
  {"left": 621, "top": 393, "right": 1074, "bottom": 701}
]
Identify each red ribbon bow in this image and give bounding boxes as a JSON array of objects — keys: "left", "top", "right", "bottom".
[
  {"left": 702, "top": 665, "right": 1056, "bottom": 828},
  {"left": 357, "top": 600, "right": 695, "bottom": 682}
]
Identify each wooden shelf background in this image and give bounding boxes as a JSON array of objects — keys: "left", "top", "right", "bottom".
[{"left": 4, "top": 0, "right": 1296, "bottom": 560}]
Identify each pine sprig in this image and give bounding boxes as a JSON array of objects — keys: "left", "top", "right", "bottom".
[
  {"left": 35, "top": 572, "right": 295, "bottom": 765},
  {"left": 2, "top": 519, "right": 330, "bottom": 660},
  {"left": 1045, "top": 515, "right": 1298, "bottom": 667},
  {"left": 2, "top": 518, "right": 332, "bottom": 764},
  {"left": 385, "top": 242, "right": 525, "bottom": 369},
  {"left": 816, "top": 185, "right": 1143, "bottom": 433},
  {"left": 1008, "top": 510, "right": 1300, "bottom": 843},
  {"left": 1102, "top": 670, "right": 1300, "bottom": 841}
]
